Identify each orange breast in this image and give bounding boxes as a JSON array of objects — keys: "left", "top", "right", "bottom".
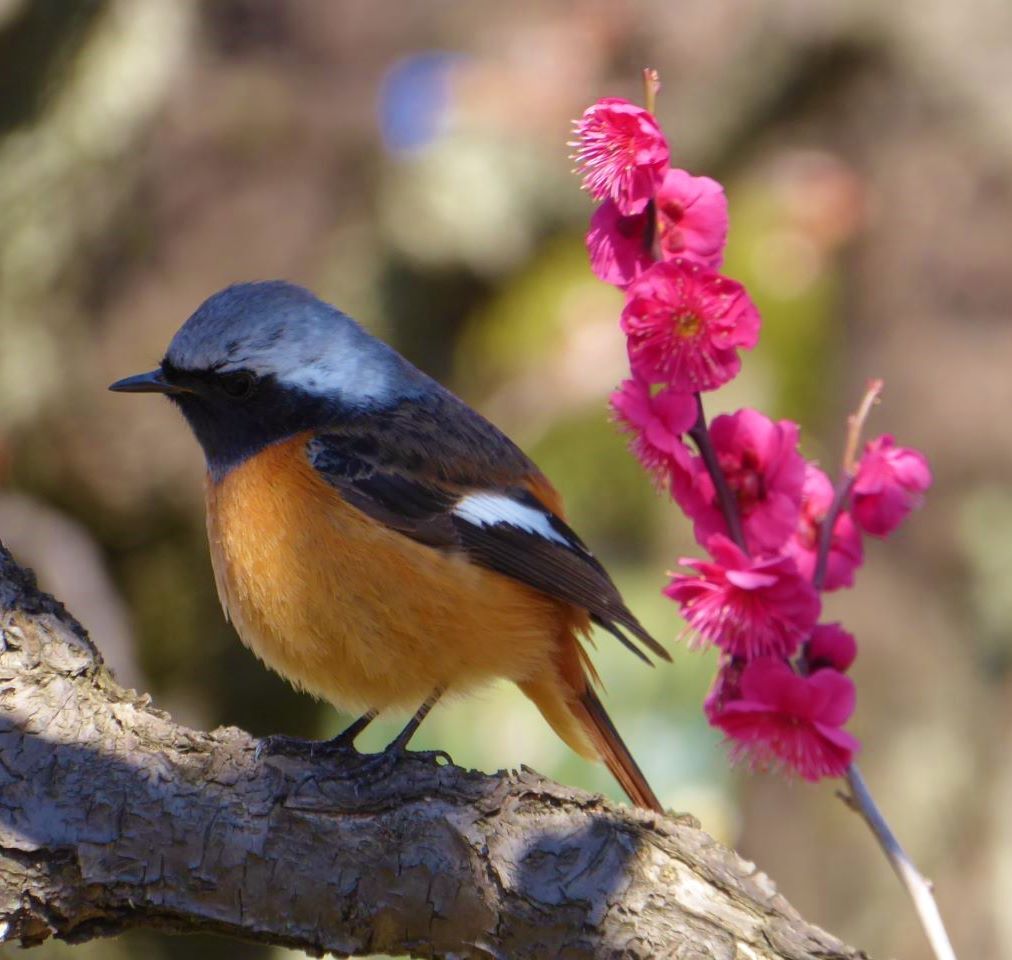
[{"left": 204, "top": 433, "right": 576, "bottom": 715}]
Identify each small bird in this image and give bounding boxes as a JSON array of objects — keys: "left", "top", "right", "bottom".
[{"left": 111, "top": 281, "right": 669, "bottom": 812}]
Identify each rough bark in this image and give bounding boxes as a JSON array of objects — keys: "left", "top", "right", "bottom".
[{"left": 0, "top": 542, "right": 867, "bottom": 959}]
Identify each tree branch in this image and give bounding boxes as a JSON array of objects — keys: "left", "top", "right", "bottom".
[{"left": 0, "top": 542, "right": 868, "bottom": 959}]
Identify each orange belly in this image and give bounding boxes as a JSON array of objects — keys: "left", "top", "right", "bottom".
[{"left": 204, "top": 434, "right": 577, "bottom": 716}]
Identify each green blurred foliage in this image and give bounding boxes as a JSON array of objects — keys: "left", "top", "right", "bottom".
[{"left": 721, "top": 182, "right": 843, "bottom": 432}]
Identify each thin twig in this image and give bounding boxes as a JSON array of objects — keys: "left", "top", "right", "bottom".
[
  {"left": 812, "top": 379, "right": 883, "bottom": 589},
  {"left": 844, "top": 766, "right": 958, "bottom": 960},
  {"left": 687, "top": 394, "right": 748, "bottom": 553},
  {"left": 827, "top": 380, "right": 958, "bottom": 958},
  {"left": 642, "top": 67, "right": 660, "bottom": 114},
  {"left": 843, "top": 378, "right": 883, "bottom": 473}
]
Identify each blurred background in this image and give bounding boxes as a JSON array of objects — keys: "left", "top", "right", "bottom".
[{"left": 1, "top": 1, "right": 1009, "bottom": 958}]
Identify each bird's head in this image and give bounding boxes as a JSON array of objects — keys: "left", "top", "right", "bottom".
[{"left": 110, "top": 281, "right": 422, "bottom": 479}]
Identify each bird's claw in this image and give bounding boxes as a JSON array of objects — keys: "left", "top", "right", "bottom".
[
  {"left": 399, "top": 747, "right": 453, "bottom": 768},
  {"left": 346, "top": 745, "right": 453, "bottom": 782}
]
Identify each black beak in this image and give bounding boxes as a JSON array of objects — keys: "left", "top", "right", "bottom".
[{"left": 108, "top": 369, "right": 191, "bottom": 395}]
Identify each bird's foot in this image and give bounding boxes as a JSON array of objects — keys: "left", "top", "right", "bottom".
[
  {"left": 255, "top": 730, "right": 361, "bottom": 764},
  {"left": 255, "top": 710, "right": 377, "bottom": 764},
  {"left": 349, "top": 740, "right": 453, "bottom": 781}
]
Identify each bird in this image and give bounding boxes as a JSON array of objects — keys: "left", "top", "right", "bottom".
[{"left": 110, "top": 280, "right": 670, "bottom": 812}]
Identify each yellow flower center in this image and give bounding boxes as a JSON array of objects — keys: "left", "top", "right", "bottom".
[{"left": 675, "top": 311, "right": 702, "bottom": 337}]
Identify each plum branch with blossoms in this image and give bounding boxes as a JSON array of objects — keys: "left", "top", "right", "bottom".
[{"left": 572, "top": 72, "right": 955, "bottom": 960}]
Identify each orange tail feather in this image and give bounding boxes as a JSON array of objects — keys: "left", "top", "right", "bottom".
[
  {"left": 571, "top": 685, "right": 663, "bottom": 814},
  {"left": 520, "top": 631, "right": 664, "bottom": 815}
]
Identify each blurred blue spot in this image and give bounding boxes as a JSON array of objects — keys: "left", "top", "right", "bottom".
[{"left": 379, "top": 52, "right": 464, "bottom": 154}]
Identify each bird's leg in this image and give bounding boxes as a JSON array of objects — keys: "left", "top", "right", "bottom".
[
  {"left": 256, "top": 708, "right": 378, "bottom": 762},
  {"left": 354, "top": 687, "right": 451, "bottom": 776},
  {"left": 327, "top": 709, "right": 379, "bottom": 749},
  {"left": 385, "top": 688, "right": 442, "bottom": 754}
]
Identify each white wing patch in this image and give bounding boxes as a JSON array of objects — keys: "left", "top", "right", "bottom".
[{"left": 453, "top": 492, "right": 570, "bottom": 545}]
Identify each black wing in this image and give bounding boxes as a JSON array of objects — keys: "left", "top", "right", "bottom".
[{"left": 307, "top": 393, "right": 669, "bottom": 664}]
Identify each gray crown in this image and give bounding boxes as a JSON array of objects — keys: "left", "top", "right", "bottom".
[{"left": 166, "top": 281, "right": 406, "bottom": 404}]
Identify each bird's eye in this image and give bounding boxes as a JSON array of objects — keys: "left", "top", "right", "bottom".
[{"left": 219, "top": 370, "right": 257, "bottom": 400}]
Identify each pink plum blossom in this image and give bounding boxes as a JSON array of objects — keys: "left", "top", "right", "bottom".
[
  {"left": 571, "top": 98, "right": 669, "bottom": 215},
  {"left": 703, "top": 657, "right": 744, "bottom": 724},
  {"left": 621, "top": 259, "right": 761, "bottom": 391},
  {"left": 673, "top": 410, "right": 806, "bottom": 554},
  {"left": 609, "top": 378, "right": 696, "bottom": 483},
  {"left": 587, "top": 201, "right": 653, "bottom": 288},
  {"left": 587, "top": 168, "right": 729, "bottom": 287},
  {"left": 806, "top": 623, "right": 857, "bottom": 672},
  {"left": 656, "top": 168, "right": 728, "bottom": 267},
  {"left": 784, "top": 463, "right": 863, "bottom": 590},
  {"left": 852, "top": 435, "right": 932, "bottom": 537},
  {"left": 710, "top": 657, "right": 859, "bottom": 781},
  {"left": 665, "top": 534, "right": 821, "bottom": 659}
]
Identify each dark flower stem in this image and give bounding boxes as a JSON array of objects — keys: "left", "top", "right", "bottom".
[
  {"left": 812, "top": 474, "right": 855, "bottom": 592},
  {"left": 813, "top": 379, "right": 884, "bottom": 590},
  {"left": 687, "top": 393, "right": 748, "bottom": 554}
]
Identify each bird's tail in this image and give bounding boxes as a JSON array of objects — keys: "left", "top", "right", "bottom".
[
  {"left": 519, "top": 637, "right": 663, "bottom": 815},
  {"left": 570, "top": 685, "right": 663, "bottom": 814}
]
